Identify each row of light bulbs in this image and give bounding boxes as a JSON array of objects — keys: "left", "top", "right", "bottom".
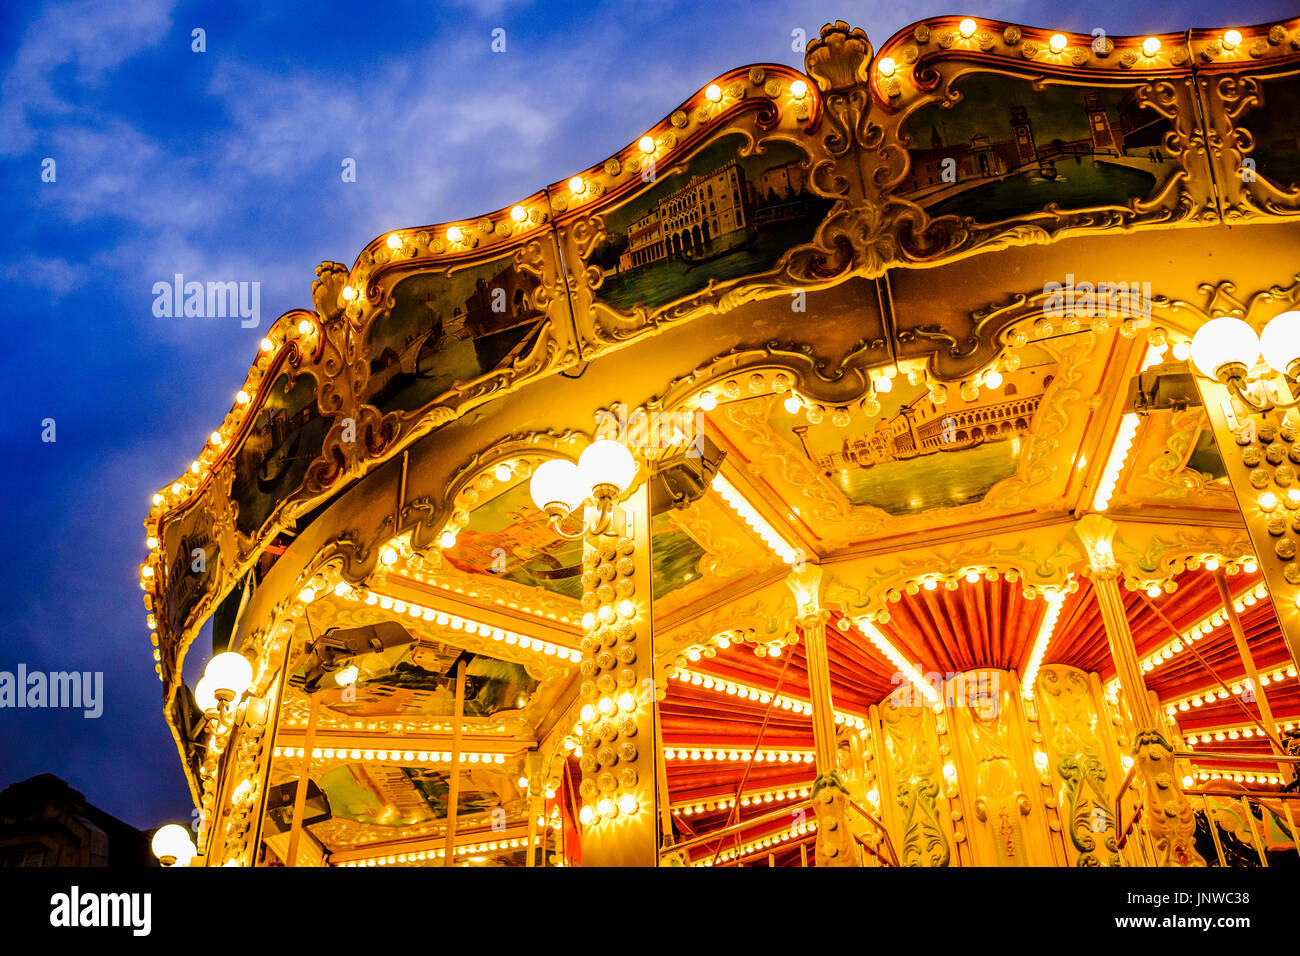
[
  {"left": 944, "top": 18, "right": 1218, "bottom": 58},
  {"left": 144, "top": 315, "right": 322, "bottom": 536},
  {"left": 1136, "top": 555, "right": 1254, "bottom": 601},
  {"left": 854, "top": 618, "right": 942, "bottom": 706},
  {"left": 670, "top": 665, "right": 870, "bottom": 728},
  {"left": 673, "top": 786, "right": 811, "bottom": 816},
  {"left": 1019, "top": 589, "right": 1067, "bottom": 697},
  {"left": 338, "top": 837, "right": 527, "bottom": 866},
  {"left": 1164, "top": 665, "right": 1298, "bottom": 713},
  {"left": 709, "top": 471, "right": 802, "bottom": 564},
  {"left": 385, "top": 565, "right": 580, "bottom": 628},
  {"left": 1184, "top": 719, "right": 1297, "bottom": 745},
  {"left": 273, "top": 746, "right": 508, "bottom": 765},
  {"left": 663, "top": 747, "right": 815, "bottom": 763},
  {"left": 1191, "top": 769, "right": 1287, "bottom": 786},
  {"left": 338, "top": 73, "right": 815, "bottom": 299},
  {"left": 692, "top": 821, "right": 816, "bottom": 866},
  {"left": 1093, "top": 413, "right": 1140, "bottom": 511},
  {"left": 1138, "top": 581, "right": 1268, "bottom": 675},
  {"left": 323, "top": 584, "right": 581, "bottom": 663},
  {"left": 578, "top": 793, "right": 639, "bottom": 825}
]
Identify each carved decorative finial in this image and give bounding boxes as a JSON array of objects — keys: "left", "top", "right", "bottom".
[
  {"left": 312, "top": 261, "right": 350, "bottom": 323},
  {"left": 805, "top": 21, "right": 874, "bottom": 93}
]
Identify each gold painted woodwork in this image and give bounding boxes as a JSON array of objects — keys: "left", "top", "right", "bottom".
[
  {"left": 948, "top": 669, "right": 1055, "bottom": 866},
  {"left": 1033, "top": 664, "right": 1125, "bottom": 866}
]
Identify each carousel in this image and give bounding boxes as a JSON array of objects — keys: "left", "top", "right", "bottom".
[{"left": 141, "top": 14, "right": 1300, "bottom": 868}]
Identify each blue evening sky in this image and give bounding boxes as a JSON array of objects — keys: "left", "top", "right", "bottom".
[{"left": 0, "top": 0, "right": 1290, "bottom": 833}]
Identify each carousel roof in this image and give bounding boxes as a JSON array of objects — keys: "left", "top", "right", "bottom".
[{"left": 140, "top": 14, "right": 1300, "bottom": 864}]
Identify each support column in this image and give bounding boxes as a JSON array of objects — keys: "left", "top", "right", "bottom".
[
  {"left": 1196, "top": 376, "right": 1300, "bottom": 673},
  {"left": 575, "top": 479, "right": 661, "bottom": 866},
  {"left": 1074, "top": 515, "right": 1205, "bottom": 867},
  {"left": 788, "top": 565, "right": 859, "bottom": 867}
]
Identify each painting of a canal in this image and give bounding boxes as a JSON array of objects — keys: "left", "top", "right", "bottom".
[
  {"left": 774, "top": 352, "right": 1059, "bottom": 516},
  {"left": 366, "top": 252, "right": 548, "bottom": 415},
  {"left": 589, "top": 133, "right": 833, "bottom": 311},
  {"left": 901, "top": 74, "right": 1177, "bottom": 222},
  {"left": 231, "top": 371, "right": 328, "bottom": 536}
]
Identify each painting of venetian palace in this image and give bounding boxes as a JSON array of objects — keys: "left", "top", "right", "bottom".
[
  {"left": 901, "top": 74, "right": 1177, "bottom": 221},
  {"left": 588, "top": 133, "right": 834, "bottom": 311},
  {"left": 775, "top": 351, "right": 1058, "bottom": 516}
]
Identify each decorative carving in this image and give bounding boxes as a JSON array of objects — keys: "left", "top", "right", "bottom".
[
  {"left": 879, "top": 699, "right": 951, "bottom": 866},
  {"left": 811, "top": 771, "right": 859, "bottom": 866},
  {"left": 1133, "top": 728, "right": 1207, "bottom": 866},
  {"left": 1035, "top": 665, "right": 1124, "bottom": 866}
]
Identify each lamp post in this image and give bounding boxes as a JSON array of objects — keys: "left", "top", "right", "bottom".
[
  {"left": 529, "top": 439, "right": 661, "bottom": 865},
  {"left": 151, "top": 823, "right": 197, "bottom": 867},
  {"left": 529, "top": 438, "right": 638, "bottom": 538},
  {"left": 1189, "top": 311, "right": 1300, "bottom": 672},
  {"left": 193, "top": 651, "right": 259, "bottom": 866}
]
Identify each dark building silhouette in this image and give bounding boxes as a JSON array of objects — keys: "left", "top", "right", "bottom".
[{"left": 0, "top": 774, "right": 156, "bottom": 867}]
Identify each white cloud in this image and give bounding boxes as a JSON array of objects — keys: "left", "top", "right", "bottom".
[{"left": 0, "top": 0, "right": 178, "bottom": 154}]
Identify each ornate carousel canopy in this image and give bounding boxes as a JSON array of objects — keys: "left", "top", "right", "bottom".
[{"left": 142, "top": 15, "right": 1300, "bottom": 867}]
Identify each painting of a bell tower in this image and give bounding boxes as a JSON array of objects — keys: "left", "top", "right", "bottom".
[{"left": 1010, "top": 105, "right": 1037, "bottom": 165}]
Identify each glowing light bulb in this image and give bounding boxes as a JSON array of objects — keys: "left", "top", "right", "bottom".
[
  {"left": 569, "top": 176, "right": 585, "bottom": 194},
  {"left": 984, "top": 369, "right": 1003, "bottom": 389},
  {"left": 1223, "top": 29, "right": 1242, "bottom": 49},
  {"left": 698, "top": 391, "right": 717, "bottom": 411},
  {"left": 638, "top": 135, "right": 655, "bottom": 153},
  {"left": 386, "top": 234, "right": 402, "bottom": 249},
  {"left": 1142, "top": 36, "right": 1161, "bottom": 57},
  {"left": 783, "top": 394, "right": 801, "bottom": 414},
  {"left": 958, "top": 18, "right": 977, "bottom": 38},
  {"left": 705, "top": 84, "right": 722, "bottom": 102},
  {"left": 877, "top": 58, "right": 895, "bottom": 76},
  {"left": 510, "top": 205, "right": 527, "bottom": 222},
  {"left": 618, "top": 793, "right": 638, "bottom": 814},
  {"left": 1049, "top": 34, "right": 1067, "bottom": 53},
  {"left": 445, "top": 225, "right": 463, "bottom": 243},
  {"left": 495, "top": 463, "right": 512, "bottom": 482}
]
